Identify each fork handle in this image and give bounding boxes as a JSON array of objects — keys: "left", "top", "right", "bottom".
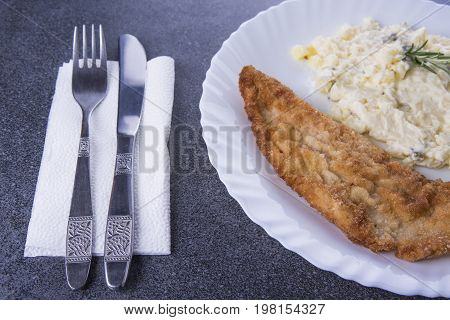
[
  {"left": 65, "top": 120, "right": 93, "bottom": 290},
  {"left": 104, "top": 134, "right": 135, "bottom": 289}
]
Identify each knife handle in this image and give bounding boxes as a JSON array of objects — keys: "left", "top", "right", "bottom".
[
  {"left": 65, "top": 133, "right": 93, "bottom": 290},
  {"left": 104, "top": 134, "right": 135, "bottom": 289}
]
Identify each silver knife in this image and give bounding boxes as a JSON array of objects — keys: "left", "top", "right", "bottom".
[{"left": 104, "top": 34, "right": 147, "bottom": 289}]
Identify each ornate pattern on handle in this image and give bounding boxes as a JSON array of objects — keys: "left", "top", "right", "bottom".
[
  {"left": 104, "top": 216, "right": 132, "bottom": 262},
  {"left": 66, "top": 216, "right": 92, "bottom": 263},
  {"left": 78, "top": 137, "right": 90, "bottom": 157},
  {"left": 115, "top": 153, "right": 133, "bottom": 175}
]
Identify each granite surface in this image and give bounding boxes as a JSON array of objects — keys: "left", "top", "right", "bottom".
[{"left": 0, "top": 0, "right": 446, "bottom": 299}]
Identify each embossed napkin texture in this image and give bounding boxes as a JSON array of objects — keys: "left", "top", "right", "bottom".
[{"left": 25, "top": 56, "right": 174, "bottom": 256}]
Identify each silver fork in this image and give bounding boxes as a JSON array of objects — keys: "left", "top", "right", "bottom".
[{"left": 65, "top": 24, "right": 108, "bottom": 290}]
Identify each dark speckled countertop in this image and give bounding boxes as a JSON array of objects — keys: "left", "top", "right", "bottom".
[{"left": 0, "top": 0, "right": 446, "bottom": 299}]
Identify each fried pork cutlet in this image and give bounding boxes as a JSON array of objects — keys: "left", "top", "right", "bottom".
[{"left": 239, "top": 65, "right": 450, "bottom": 261}]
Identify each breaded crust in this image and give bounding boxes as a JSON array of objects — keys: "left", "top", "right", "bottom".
[{"left": 239, "top": 65, "right": 450, "bottom": 261}]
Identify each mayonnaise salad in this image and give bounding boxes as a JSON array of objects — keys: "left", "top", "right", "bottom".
[{"left": 292, "top": 18, "right": 449, "bottom": 168}]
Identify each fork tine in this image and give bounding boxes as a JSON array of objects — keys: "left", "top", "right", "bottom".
[
  {"left": 72, "top": 26, "right": 78, "bottom": 70},
  {"left": 99, "top": 25, "right": 107, "bottom": 67},
  {"left": 82, "top": 24, "right": 87, "bottom": 67},
  {"left": 91, "top": 24, "right": 96, "bottom": 67}
]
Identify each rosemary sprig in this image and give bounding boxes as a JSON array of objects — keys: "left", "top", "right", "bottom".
[{"left": 404, "top": 40, "right": 450, "bottom": 76}]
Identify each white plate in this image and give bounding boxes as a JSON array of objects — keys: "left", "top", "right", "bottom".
[{"left": 199, "top": 0, "right": 450, "bottom": 297}]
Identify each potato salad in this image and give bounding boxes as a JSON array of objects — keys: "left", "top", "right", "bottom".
[{"left": 292, "top": 18, "right": 450, "bottom": 168}]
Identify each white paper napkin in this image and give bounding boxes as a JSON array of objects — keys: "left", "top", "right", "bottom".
[{"left": 24, "top": 56, "right": 174, "bottom": 256}]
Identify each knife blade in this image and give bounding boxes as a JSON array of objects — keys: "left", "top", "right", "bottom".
[{"left": 104, "top": 34, "right": 147, "bottom": 289}]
